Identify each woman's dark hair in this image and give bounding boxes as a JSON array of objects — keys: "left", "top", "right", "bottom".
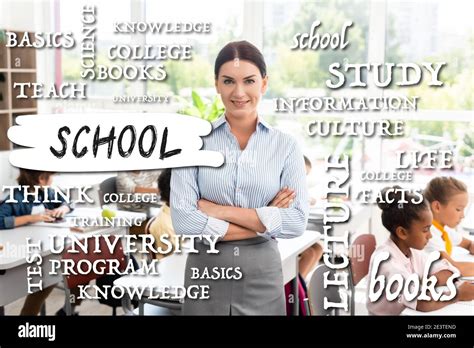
[
  {"left": 17, "top": 169, "right": 54, "bottom": 187},
  {"left": 214, "top": 41, "right": 267, "bottom": 79},
  {"left": 158, "top": 169, "right": 172, "bottom": 206},
  {"left": 424, "top": 176, "right": 467, "bottom": 205},
  {"left": 377, "top": 185, "right": 429, "bottom": 235}
]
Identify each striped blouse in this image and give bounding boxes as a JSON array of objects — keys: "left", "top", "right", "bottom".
[{"left": 170, "top": 115, "right": 309, "bottom": 239}]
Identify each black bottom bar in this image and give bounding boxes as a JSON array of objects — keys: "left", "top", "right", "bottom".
[{"left": 0, "top": 315, "right": 472, "bottom": 346}]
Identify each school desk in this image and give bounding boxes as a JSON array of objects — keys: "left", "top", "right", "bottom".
[{"left": 0, "top": 208, "right": 146, "bottom": 314}]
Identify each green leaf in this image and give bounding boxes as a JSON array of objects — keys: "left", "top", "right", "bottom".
[
  {"left": 181, "top": 106, "right": 201, "bottom": 117},
  {"left": 192, "top": 90, "right": 206, "bottom": 114},
  {"left": 176, "top": 90, "right": 224, "bottom": 121}
]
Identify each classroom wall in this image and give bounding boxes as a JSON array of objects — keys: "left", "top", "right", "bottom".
[
  {"left": 0, "top": 1, "right": 36, "bottom": 31},
  {"left": 0, "top": 151, "right": 18, "bottom": 189},
  {"left": 0, "top": 0, "right": 55, "bottom": 107}
]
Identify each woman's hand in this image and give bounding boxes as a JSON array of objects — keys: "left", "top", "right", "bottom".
[
  {"left": 439, "top": 251, "right": 474, "bottom": 276},
  {"left": 269, "top": 187, "right": 296, "bottom": 208},
  {"left": 457, "top": 282, "right": 474, "bottom": 302},
  {"left": 46, "top": 206, "right": 70, "bottom": 218},
  {"left": 198, "top": 199, "right": 222, "bottom": 219}
]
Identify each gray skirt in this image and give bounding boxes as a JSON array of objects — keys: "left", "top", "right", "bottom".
[{"left": 182, "top": 237, "right": 285, "bottom": 315}]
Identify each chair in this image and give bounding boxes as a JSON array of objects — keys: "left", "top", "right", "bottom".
[
  {"left": 348, "top": 233, "right": 376, "bottom": 315},
  {"left": 143, "top": 216, "right": 158, "bottom": 261},
  {"left": 115, "top": 214, "right": 186, "bottom": 315},
  {"left": 118, "top": 252, "right": 186, "bottom": 316},
  {"left": 138, "top": 216, "right": 185, "bottom": 315},
  {"left": 61, "top": 235, "right": 128, "bottom": 315},
  {"left": 307, "top": 264, "right": 342, "bottom": 315},
  {"left": 98, "top": 176, "right": 117, "bottom": 208}
]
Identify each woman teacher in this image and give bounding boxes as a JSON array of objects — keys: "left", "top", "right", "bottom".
[{"left": 171, "top": 41, "right": 309, "bottom": 315}]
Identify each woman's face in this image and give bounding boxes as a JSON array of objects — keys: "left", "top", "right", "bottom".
[
  {"left": 404, "top": 208, "right": 433, "bottom": 250},
  {"left": 436, "top": 192, "right": 468, "bottom": 228},
  {"left": 215, "top": 59, "right": 268, "bottom": 119}
]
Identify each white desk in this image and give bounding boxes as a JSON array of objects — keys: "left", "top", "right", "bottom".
[
  {"left": 0, "top": 208, "right": 146, "bottom": 309},
  {"left": 308, "top": 204, "right": 373, "bottom": 236},
  {"left": 402, "top": 251, "right": 474, "bottom": 316},
  {"left": 460, "top": 200, "right": 474, "bottom": 234},
  {"left": 403, "top": 301, "right": 474, "bottom": 316},
  {"left": 452, "top": 248, "right": 474, "bottom": 263},
  {"left": 115, "top": 230, "right": 321, "bottom": 315}
]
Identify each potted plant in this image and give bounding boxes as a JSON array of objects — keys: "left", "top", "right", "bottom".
[{"left": 177, "top": 90, "right": 224, "bottom": 122}]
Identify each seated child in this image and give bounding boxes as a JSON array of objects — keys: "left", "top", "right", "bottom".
[
  {"left": 424, "top": 177, "right": 474, "bottom": 275},
  {"left": 116, "top": 170, "right": 161, "bottom": 235},
  {"left": 299, "top": 156, "right": 322, "bottom": 279},
  {"left": 149, "top": 169, "right": 177, "bottom": 259},
  {"left": 366, "top": 186, "right": 474, "bottom": 315},
  {"left": 0, "top": 169, "right": 72, "bottom": 315}
]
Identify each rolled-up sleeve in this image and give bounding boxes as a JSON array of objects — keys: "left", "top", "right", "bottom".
[
  {"left": 256, "top": 140, "right": 309, "bottom": 239},
  {"left": 170, "top": 167, "right": 229, "bottom": 238},
  {"left": 0, "top": 202, "right": 15, "bottom": 230},
  {"left": 428, "top": 251, "right": 461, "bottom": 275}
]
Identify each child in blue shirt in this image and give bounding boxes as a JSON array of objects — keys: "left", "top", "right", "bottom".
[
  {"left": 0, "top": 169, "right": 72, "bottom": 315},
  {"left": 1, "top": 169, "right": 72, "bottom": 229}
]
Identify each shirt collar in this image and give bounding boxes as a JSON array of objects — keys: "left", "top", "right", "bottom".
[
  {"left": 213, "top": 114, "right": 272, "bottom": 132},
  {"left": 431, "top": 220, "right": 445, "bottom": 234},
  {"left": 386, "top": 237, "right": 412, "bottom": 266}
]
